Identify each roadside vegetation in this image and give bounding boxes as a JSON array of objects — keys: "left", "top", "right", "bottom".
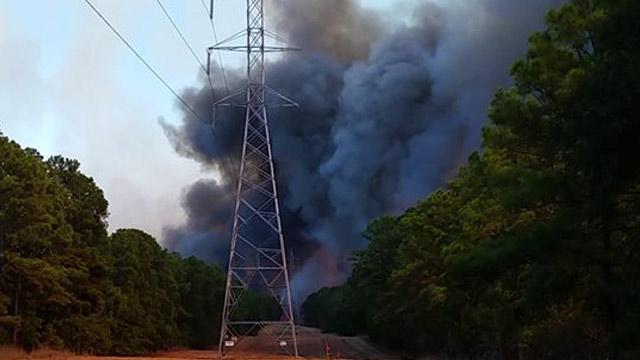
[
  {"left": 0, "top": 129, "right": 282, "bottom": 354},
  {"left": 303, "top": 1, "right": 640, "bottom": 358},
  {"left": 0, "top": 137, "right": 228, "bottom": 354}
]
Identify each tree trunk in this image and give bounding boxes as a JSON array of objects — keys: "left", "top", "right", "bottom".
[
  {"left": 0, "top": 218, "right": 5, "bottom": 265},
  {"left": 600, "top": 201, "right": 618, "bottom": 359},
  {"left": 13, "top": 278, "right": 21, "bottom": 346},
  {"left": 501, "top": 342, "right": 520, "bottom": 360}
]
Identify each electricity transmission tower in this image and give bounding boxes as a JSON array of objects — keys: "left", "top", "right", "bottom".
[{"left": 208, "top": 0, "right": 300, "bottom": 357}]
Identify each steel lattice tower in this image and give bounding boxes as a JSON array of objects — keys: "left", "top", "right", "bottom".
[{"left": 208, "top": 0, "right": 299, "bottom": 357}]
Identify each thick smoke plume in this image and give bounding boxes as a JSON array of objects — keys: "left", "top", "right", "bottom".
[{"left": 162, "top": 0, "right": 563, "bottom": 302}]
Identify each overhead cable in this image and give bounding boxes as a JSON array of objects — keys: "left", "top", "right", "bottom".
[{"left": 82, "top": 0, "right": 208, "bottom": 125}]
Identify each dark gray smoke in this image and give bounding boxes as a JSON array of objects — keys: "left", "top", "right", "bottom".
[{"left": 161, "top": 0, "right": 563, "bottom": 302}]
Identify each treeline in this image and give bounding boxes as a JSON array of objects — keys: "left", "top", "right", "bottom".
[
  {"left": 0, "top": 135, "right": 226, "bottom": 354},
  {"left": 303, "top": 1, "right": 640, "bottom": 359}
]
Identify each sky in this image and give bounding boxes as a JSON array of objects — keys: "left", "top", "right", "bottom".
[{"left": 0, "top": 0, "right": 409, "bottom": 240}]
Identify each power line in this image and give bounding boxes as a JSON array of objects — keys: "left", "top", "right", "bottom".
[
  {"left": 199, "top": 0, "right": 213, "bottom": 20},
  {"left": 82, "top": 0, "right": 208, "bottom": 125},
  {"left": 199, "top": 0, "right": 230, "bottom": 95},
  {"left": 155, "top": 0, "right": 215, "bottom": 100}
]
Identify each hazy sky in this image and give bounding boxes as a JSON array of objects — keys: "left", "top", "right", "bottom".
[{"left": 0, "top": 0, "right": 409, "bottom": 241}]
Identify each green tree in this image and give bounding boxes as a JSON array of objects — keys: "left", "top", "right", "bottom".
[
  {"left": 178, "top": 256, "right": 225, "bottom": 349},
  {"left": 105, "top": 229, "right": 183, "bottom": 354},
  {"left": 476, "top": 0, "right": 640, "bottom": 355},
  {"left": 45, "top": 156, "right": 113, "bottom": 353},
  {"left": 0, "top": 132, "right": 230, "bottom": 354},
  {"left": 0, "top": 135, "right": 74, "bottom": 350}
]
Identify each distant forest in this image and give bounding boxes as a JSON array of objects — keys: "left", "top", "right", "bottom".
[
  {"left": 0, "top": 138, "right": 229, "bottom": 353},
  {"left": 302, "top": 0, "right": 640, "bottom": 359},
  {"left": 0, "top": 135, "right": 283, "bottom": 354}
]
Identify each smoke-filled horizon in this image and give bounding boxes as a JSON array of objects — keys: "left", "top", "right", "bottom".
[{"left": 161, "top": 0, "right": 563, "bottom": 302}]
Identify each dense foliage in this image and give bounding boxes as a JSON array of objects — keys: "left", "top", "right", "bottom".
[
  {"left": 303, "top": 0, "right": 640, "bottom": 358},
  {"left": 0, "top": 136, "right": 229, "bottom": 354}
]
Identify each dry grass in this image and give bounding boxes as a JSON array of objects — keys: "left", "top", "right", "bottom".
[
  {"left": 0, "top": 346, "right": 24, "bottom": 360},
  {"left": 0, "top": 326, "right": 401, "bottom": 360},
  {"left": 0, "top": 346, "right": 75, "bottom": 360}
]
